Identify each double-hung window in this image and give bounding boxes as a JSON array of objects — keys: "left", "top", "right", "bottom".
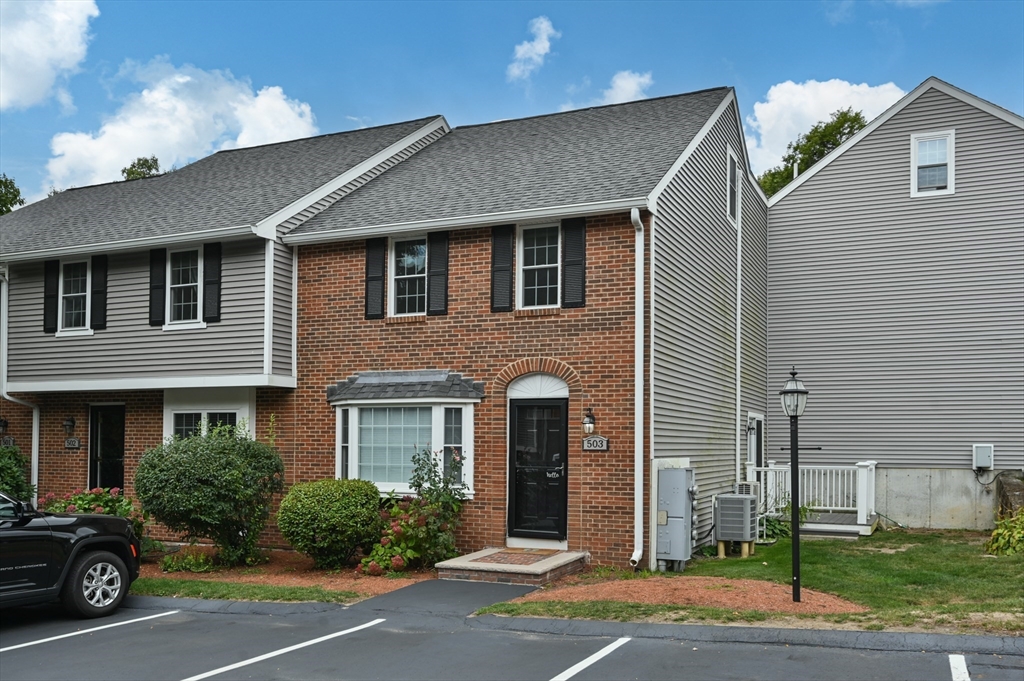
[
  {"left": 59, "top": 261, "right": 90, "bottom": 333},
  {"left": 172, "top": 410, "right": 238, "bottom": 438},
  {"left": 168, "top": 249, "right": 202, "bottom": 324},
  {"left": 910, "top": 130, "right": 955, "bottom": 197},
  {"left": 390, "top": 237, "right": 427, "bottom": 316},
  {"left": 517, "top": 225, "right": 560, "bottom": 308}
]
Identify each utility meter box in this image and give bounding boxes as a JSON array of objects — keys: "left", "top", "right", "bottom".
[
  {"left": 973, "top": 444, "right": 994, "bottom": 470},
  {"left": 656, "top": 467, "right": 696, "bottom": 563}
]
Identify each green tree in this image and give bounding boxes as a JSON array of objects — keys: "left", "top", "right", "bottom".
[
  {"left": 121, "top": 155, "right": 161, "bottom": 181},
  {"left": 758, "top": 108, "right": 868, "bottom": 198},
  {"left": 0, "top": 173, "right": 26, "bottom": 215}
]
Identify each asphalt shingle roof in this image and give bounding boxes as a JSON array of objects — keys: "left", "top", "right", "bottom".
[
  {"left": 0, "top": 116, "right": 439, "bottom": 257},
  {"left": 292, "top": 87, "right": 730, "bottom": 236},
  {"left": 326, "top": 370, "right": 485, "bottom": 403}
]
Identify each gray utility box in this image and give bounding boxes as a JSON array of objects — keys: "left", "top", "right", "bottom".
[
  {"left": 656, "top": 467, "right": 696, "bottom": 562},
  {"left": 714, "top": 493, "right": 757, "bottom": 542}
]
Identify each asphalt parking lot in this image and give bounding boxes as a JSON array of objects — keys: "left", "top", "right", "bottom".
[{"left": 1, "top": 581, "right": 1021, "bottom": 681}]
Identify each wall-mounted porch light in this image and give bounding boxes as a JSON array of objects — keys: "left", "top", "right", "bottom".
[
  {"left": 63, "top": 417, "right": 76, "bottom": 436},
  {"left": 581, "top": 407, "right": 596, "bottom": 435},
  {"left": 0, "top": 416, "right": 8, "bottom": 437}
]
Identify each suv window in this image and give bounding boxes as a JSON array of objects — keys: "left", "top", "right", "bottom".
[{"left": 0, "top": 495, "right": 17, "bottom": 518}]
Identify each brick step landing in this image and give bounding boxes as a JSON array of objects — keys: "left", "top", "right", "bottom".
[{"left": 436, "top": 548, "right": 588, "bottom": 585}]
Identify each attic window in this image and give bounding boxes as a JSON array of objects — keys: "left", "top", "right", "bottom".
[
  {"left": 726, "top": 146, "right": 740, "bottom": 225},
  {"left": 911, "top": 130, "right": 955, "bottom": 197}
]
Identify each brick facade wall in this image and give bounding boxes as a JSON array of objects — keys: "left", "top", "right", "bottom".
[{"left": 277, "top": 211, "right": 652, "bottom": 566}]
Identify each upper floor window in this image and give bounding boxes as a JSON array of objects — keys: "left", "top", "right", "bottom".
[
  {"left": 390, "top": 237, "right": 427, "bottom": 316},
  {"left": 518, "top": 225, "right": 560, "bottom": 308},
  {"left": 168, "top": 249, "right": 202, "bottom": 323},
  {"left": 60, "top": 261, "right": 90, "bottom": 331},
  {"left": 726, "top": 146, "right": 740, "bottom": 225},
  {"left": 910, "top": 130, "right": 955, "bottom": 197},
  {"left": 149, "top": 243, "right": 221, "bottom": 330}
]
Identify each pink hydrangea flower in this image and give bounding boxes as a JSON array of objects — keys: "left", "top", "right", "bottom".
[
  {"left": 66, "top": 504, "right": 77, "bottom": 513},
  {"left": 367, "top": 561, "right": 383, "bottom": 576},
  {"left": 109, "top": 487, "right": 121, "bottom": 496},
  {"left": 380, "top": 537, "right": 391, "bottom": 546},
  {"left": 91, "top": 488, "right": 103, "bottom": 494},
  {"left": 94, "top": 505, "right": 104, "bottom": 513},
  {"left": 416, "top": 515, "right": 427, "bottom": 527},
  {"left": 390, "top": 555, "right": 405, "bottom": 570}
]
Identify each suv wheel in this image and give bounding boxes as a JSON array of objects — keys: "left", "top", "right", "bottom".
[{"left": 62, "top": 551, "right": 128, "bottom": 618}]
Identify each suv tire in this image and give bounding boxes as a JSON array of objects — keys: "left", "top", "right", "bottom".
[{"left": 61, "top": 551, "right": 128, "bottom": 618}]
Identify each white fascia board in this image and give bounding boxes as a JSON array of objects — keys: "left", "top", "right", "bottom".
[
  {"left": 768, "top": 76, "right": 1024, "bottom": 207},
  {"left": 647, "top": 90, "right": 735, "bottom": 214},
  {"left": 254, "top": 116, "right": 451, "bottom": 240},
  {"left": 7, "top": 373, "right": 296, "bottom": 393},
  {"left": 0, "top": 225, "right": 257, "bottom": 264},
  {"left": 328, "top": 397, "right": 482, "bottom": 407},
  {"left": 283, "top": 197, "right": 647, "bottom": 244}
]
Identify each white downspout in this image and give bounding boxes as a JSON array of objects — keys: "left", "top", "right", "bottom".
[
  {"left": 0, "top": 270, "right": 40, "bottom": 506},
  {"left": 629, "top": 208, "right": 645, "bottom": 567},
  {"left": 735, "top": 194, "right": 744, "bottom": 487}
]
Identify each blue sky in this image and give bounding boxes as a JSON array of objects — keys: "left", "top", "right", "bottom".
[{"left": 1, "top": 0, "right": 1022, "bottom": 202}]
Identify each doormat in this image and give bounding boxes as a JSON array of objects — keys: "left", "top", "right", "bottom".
[{"left": 469, "top": 549, "right": 561, "bottom": 565}]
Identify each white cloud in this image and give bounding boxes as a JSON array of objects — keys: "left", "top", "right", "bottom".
[
  {"left": 561, "top": 70, "right": 653, "bottom": 111},
  {"left": 0, "top": 0, "right": 99, "bottom": 110},
  {"left": 42, "top": 58, "right": 317, "bottom": 194},
  {"left": 744, "top": 79, "right": 905, "bottom": 175},
  {"left": 824, "top": 0, "right": 855, "bottom": 25},
  {"left": 506, "top": 16, "right": 561, "bottom": 82}
]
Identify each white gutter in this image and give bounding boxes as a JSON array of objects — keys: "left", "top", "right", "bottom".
[
  {"left": 0, "top": 270, "right": 40, "bottom": 505},
  {"left": 282, "top": 197, "right": 647, "bottom": 245},
  {"left": 629, "top": 207, "right": 645, "bottom": 567}
]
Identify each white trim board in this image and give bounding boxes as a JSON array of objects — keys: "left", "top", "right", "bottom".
[
  {"left": 769, "top": 76, "right": 1024, "bottom": 207},
  {"left": 282, "top": 197, "right": 646, "bottom": 245},
  {"left": 7, "top": 374, "right": 297, "bottom": 393}
]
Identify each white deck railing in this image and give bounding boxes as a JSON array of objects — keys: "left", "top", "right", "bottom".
[{"left": 744, "top": 460, "right": 877, "bottom": 526}]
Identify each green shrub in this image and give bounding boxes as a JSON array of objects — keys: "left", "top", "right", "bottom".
[
  {"left": 985, "top": 509, "right": 1024, "bottom": 556},
  {"left": 277, "top": 479, "right": 383, "bottom": 569},
  {"left": 161, "top": 548, "right": 217, "bottom": 573},
  {"left": 40, "top": 487, "right": 145, "bottom": 539},
  {"left": 135, "top": 430, "right": 284, "bottom": 566},
  {"left": 0, "top": 445, "right": 34, "bottom": 501}
]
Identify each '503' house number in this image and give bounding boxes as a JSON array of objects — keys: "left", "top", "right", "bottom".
[{"left": 582, "top": 435, "right": 609, "bottom": 451}]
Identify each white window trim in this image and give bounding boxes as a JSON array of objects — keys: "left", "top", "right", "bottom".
[
  {"left": 335, "top": 401, "right": 475, "bottom": 498},
  {"left": 170, "top": 410, "right": 241, "bottom": 438},
  {"left": 162, "top": 387, "right": 255, "bottom": 440},
  {"left": 745, "top": 411, "right": 764, "bottom": 465},
  {"left": 163, "top": 246, "right": 207, "bottom": 331},
  {"left": 910, "top": 129, "right": 956, "bottom": 198},
  {"left": 726, "top": 145, "right": 741, "bottom": 226},
  {"left": 388, "top": 235, "right": 428, "bottom": 318},
  {"left": 516, "top": 223, "right": 561, "bottom": 310},
  {"left": 56, "top": 259, "right": 94, "bottom": 337}
]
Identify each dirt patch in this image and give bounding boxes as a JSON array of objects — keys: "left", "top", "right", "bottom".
[
  {"left": 517, "top": 576, "right": 868, "bottom": 615},
  {"left": 850, "top": 543, "right": 919, "bottom": 554}
]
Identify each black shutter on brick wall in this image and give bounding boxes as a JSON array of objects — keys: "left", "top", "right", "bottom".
[
  {"left": 43, "top": 260, "right": 59, "bottom": 334},
  {"left": 490, "top": 225, "right": 515, "bottom": 312},
  {"left": 203, "top": 242, "right": 222, "bottom": 323},
  {"left": 365, "top": 237, "right": 386, "bottom": 320},
  {"left": 90, "top": 255, "right": 108, "bottom": 330},
  {"left": 148, "top": 248, "right": 166, "bottom": 326},
  {"left": 561, "top": 217, "right": 586, "bottom": 308},
  {"left": 427, "top": 231, "right": 449, "bottom": 316}
]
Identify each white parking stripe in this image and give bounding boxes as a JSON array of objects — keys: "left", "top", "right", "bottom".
[
  {"left": 0, "top": 610, "right": 180, "bottom": 652},
  {"left": 949, "top": 654, "right": 970, "bottom": 681},
  {"left": 550, "top": 637, "right": 631, "bottom": 681},
  {"left": 180, "top": 618, "right": 385, "bottom": 681}
]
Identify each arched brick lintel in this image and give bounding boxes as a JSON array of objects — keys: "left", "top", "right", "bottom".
[{"left": 493, "top": 358, "right": 583, "bottom": 395}]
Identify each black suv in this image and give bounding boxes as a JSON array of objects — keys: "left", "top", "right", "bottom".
[{"left": 0, "top": 491, "right": 141, "bottom": 618}]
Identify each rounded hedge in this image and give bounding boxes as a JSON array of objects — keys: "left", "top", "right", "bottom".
[
  {"left": 0, "top": 446, "right": 34, "bottom": 502},
  {"left": 277, "top": 479, "right": 383, "bottom": 569}
]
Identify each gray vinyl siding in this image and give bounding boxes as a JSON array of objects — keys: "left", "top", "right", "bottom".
[
  {"left": 272, "top": 241, "right": 293, "bottom": 375},
  {"left": 768, "top": 87, "right": 1024, "bottom": 470},
  {"left": 276, "top": 125, "right": 448, "bottom": 235},
  {"left": 7, "top": 238, "right": 266, "bottom": 382},
  {"left": 652, "top": 101, "right": 762, "bottom": 540},
  {"left": 741, "top": 176, "right": 769, "bottom": 457}
]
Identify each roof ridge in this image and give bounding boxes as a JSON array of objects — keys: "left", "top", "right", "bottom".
[
  {"left": 453, "top": 86, "right": 731, "bottom": 131},
  {"left": 213, "top": 115, "right": 441, "bottom": 154}
]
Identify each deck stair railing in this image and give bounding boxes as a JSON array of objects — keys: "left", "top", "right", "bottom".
[{"left": 745, "top": 460, "right": 877, "bottom": 527}]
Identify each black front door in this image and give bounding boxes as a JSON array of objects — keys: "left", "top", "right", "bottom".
[
  {"left": 508, "top": 399, "right": 568, "bottom": 539},
  {"left": 89, "top": 406, "right": 125, "bottom": 490}
]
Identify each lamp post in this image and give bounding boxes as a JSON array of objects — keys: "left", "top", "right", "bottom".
[{"left": 779, "top": 366, "right": 808, "bottom": 603}]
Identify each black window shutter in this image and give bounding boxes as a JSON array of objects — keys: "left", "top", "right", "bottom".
[
  {"left": 561, "top": 217, "right": 586, "bottom": 308},
  {"left": 149, "top": 248, "right": 166, "bottom": 326},
  {"left": 426, "top": 231, "right": 449, "bottom": 316},
  {"left": 90, "top": 255, "right": 108, "bottom": 330},
  {"left": 490, "top": 225, "right": 515, "bottom": 312},
  {"left": 203, "top": 242, "right": 222, "bottom": 323},
  {"left": 365, "top": 237, "right": 386, "bottom": 320},
  {"left": 43, "top": 260, "right": 59, "bottom": 334}
]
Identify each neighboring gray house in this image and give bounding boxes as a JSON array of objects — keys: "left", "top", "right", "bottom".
[
  {"left": 0, "top": 115, "right": 449, "bottom": 496},
  {"left": 767, "top": 77, "right": 1024, "bottom": 530}
]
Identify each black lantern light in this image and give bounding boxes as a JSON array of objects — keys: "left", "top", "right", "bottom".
[
  {"left": 63, "top": 417, "right": 76, "bottom": 436},
  {"left": 0, "top": 416, "right": 7, "bottom": 437},
  {"left": 778, "top": 366, "right": 808, "bottom": 602},
  {"left": 581, "top": 407, "right": 596, "bottom": 435}
]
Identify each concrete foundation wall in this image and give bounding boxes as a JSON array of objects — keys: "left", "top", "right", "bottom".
[{"left": 875, "top": 468, "right": 1008, "bottom": 530}]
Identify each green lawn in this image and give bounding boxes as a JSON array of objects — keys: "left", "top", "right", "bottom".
[
  {"left": 480, "top": 530, "right": 1024, "bottom": 633},
  {"left": 130, "top": 578, "right": 360, "bottom": 604}
]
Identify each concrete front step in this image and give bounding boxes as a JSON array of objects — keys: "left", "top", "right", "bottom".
[{"left": 436, "top": 548, "right": 588, "bottom": 585}]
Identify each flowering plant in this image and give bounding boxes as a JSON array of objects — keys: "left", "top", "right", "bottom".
[{"left": 41, "top": 487, "right": 146, "bottom": 539}]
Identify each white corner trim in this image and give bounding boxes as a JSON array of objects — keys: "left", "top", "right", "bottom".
[
  {"left": 648, "top": 90, "right": 736, "bottom": 214},
  {"left": 254, "top": 116, "right": 451, "bottom": 239},
  {"left": 768, "top": 77, "right": 1024, "bottom": 207},
  {"left": 282, "top": 197, "right": 647, "bottom": 245},
  {"left": 263, "top": 240, "right": 274, "bottom": 374},
  {"left": 0, "top": 225, "right": 257, "bottom": 264},
  {"left": 7, "top": 373, "right": 297, "bottom": 393}
]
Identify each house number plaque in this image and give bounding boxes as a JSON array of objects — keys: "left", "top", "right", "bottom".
[
  {"left": 0, "top": 436, "right": 14, "bottom": 447},
  {"left": 64, "top": 437, "right": 81, "bottom": 450},
  {"left": 582, "top": 435, "right": 609, "bottom": 451}
]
